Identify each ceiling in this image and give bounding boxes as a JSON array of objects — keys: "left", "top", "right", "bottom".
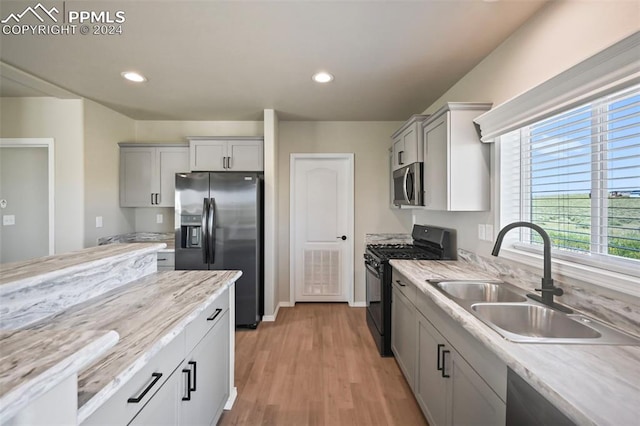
[{"left": 0, "top": 0, "right": 548, "bottom": 121}]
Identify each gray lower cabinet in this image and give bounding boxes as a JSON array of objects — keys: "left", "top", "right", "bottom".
[
  {"left": 180, "top": 311, "right": 230, "bottom": 425},
  {"left": 416, "top": 312, "right": 505, "bottom": 426},
  {"left": 391, "top": 284, "right": 417, "bottom": 390},
  {"left": 83, "top": 289, "right": 230, "bottom": 426},
  {"left": 391, "top": 267, "right": 506, "bottom": 426}
]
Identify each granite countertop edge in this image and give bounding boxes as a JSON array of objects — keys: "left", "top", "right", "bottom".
[
  {"left": 389, "top": 259, "right": 640, "bottom": 426},
  {"left": 0, "top": 330, "right": 119, "bottom": 422},
  {"left": 0, "top": 243, "right": 166, "bottom": 293},
  {"left": 76, "top": 271, "right": 241, "bottom": 423}
]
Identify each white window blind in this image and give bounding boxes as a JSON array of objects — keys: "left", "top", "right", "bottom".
[{"left": 501, "top": 84, "right": 640, "bottom": 270}]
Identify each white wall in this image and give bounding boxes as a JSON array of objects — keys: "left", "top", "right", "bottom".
[
  {"left": 414, "top": 0, "right": 640, "bottom": 257},
  {"left": 278, "top": 121, "right": 412, "bottom": 304},
  {"left": 84, "top": 99, "right": 136, "bottom": 247},
  {"left": 0, "top": 97, "right": 85, "bottom": 253},
  {"left": 135, "top": 120, "right": 263, "bottom": 142},
  {"left": 263, "top": 110, "right": 279, "bottom": 316}
]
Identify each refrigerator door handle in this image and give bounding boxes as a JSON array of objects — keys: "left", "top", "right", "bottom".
[
  {"left": 208, "top": 198, "right": 216, "bottom": 264},
  {"left": 201, "top": 198, "right": 209, "bottom": 264}
]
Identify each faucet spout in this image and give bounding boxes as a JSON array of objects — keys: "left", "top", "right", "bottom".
[{"left": 491, "top": 221, "right": 571, "bottom": 313}]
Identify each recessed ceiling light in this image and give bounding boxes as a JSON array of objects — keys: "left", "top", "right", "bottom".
[
  {"left": 312, "top": 72, "right": 334, "bottom": 83},
  {"left": 121, "top": 71, "right": 147, "bottom": 83}
]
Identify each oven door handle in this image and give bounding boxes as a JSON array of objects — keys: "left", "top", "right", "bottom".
[{"left": 365, "top": 262, "right": 381, "bottom": 278}]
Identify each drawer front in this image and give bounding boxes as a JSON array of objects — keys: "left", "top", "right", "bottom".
[
  {"left": 392, "top": 268, "right": 416, "bottom": 301},
  {"left": 185, "top": 287, "right": 229, "bottom": 353},
  {"left": 157, "top": 252, "right": 175, "bottom": 270},
  {"left": 82, "top": 331, "right": 185, "bottom": 425}
]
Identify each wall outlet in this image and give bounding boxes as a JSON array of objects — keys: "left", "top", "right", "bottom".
[
  {"left": 3, "top": 215, "right": 15, "bottom": 226},
  {"left": 478, "top": 224, "right": 486, "bottom": 241},
  {"left": 156, "top": 214, "right": 163, "bottom": 224},
  {"left": 485, "top": 224, "right": 494, "bottom": 241},
  {"left": 96, "top": 216, "right": 103, "bottom": 228}
]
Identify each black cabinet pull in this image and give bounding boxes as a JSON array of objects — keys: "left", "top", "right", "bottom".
[
  {"left": 395, "top": 280, "right": 406, "bottom": 287},
  {"left": 436, "top": 343, "right": 445, "bottom": 371},
  {"left": 188, "top": 361, "right": 197, "bottom": 392},
  {"left": 128, "top": 372, "right": 162, "bottom": 403},
  {"left": 399, "top": 150, "right": 404, "bottom": 165},
  {"left": 150, "top": 193, "right": 154, "bottom": 205},
  {"left": 441, "top": 350, "right": 450, "bottom": 378},
  {"left": 206, "top": 308, "right": 223, "bottom": 321},
  {"left": 182, "top": 368, "right": 191, "bottom": 401}
]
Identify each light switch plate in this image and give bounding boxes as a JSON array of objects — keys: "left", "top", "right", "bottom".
[
  {"left": 478, "top": 224, "right": 486, "bottom": 241},
  {"left": 3, "top": 215, "right": 15, "bottom": 226},
  {"left": 156, "top": 214, "right": 163, "bottom": 224},
  {"left": 96, "top": 216, "right": 103, "bottom": 228}
]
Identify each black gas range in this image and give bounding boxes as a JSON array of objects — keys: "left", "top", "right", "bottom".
[{"left": 365, "top": 225, "right": 455, "bottom": 356}]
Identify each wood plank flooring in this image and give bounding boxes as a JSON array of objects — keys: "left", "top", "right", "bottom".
[{"left": 219, "top": 303, "right": 428, "bottom": 426}]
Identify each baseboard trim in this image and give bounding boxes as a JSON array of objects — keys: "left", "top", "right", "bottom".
[
  {"left": 224, "top": 387, "right": 238, "bottom": 410},
  {"left": 349, "top": 301, "right": 367, "bottom": 307},
  {"left": 262, "top": 301, "right": 294, "bottom": 322}
]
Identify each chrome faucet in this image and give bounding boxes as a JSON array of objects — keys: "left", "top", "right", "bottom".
[{"left": 491, "top": 221, "right": 572, "bottom": 313}]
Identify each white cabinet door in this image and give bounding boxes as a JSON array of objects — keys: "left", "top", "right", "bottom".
[
  {"left": 190, "top": 140, "right": 226, "bottom": 171},
  {"left": 392, "top": 136, "right": 404, "bottom": 170},
  {"left": 423, "top": 115, "right": 448, "bottom": 211},
  {"left": 181, "top": 311, "right": 230, "bottom": 426},
  {"left": 449, "top": 350, "right": 505, "bottom": 426},
  {"left": 391, "top": 284, "right": 417, "bottom": 390},
  {"left": 120, "top": 147, "right": 155, "bottom": 207},
  {"left": 157, "top": 147, "right": 189, "bottom": 207},
  {"left": 227, "top": 140, "right": 263, "bottom": 171},
  {"left": 402, "top": 125, "right": 419, "bottom": 165},
  {"left": 128, "top": 369, "right": 180, "bottom": 426},
  {"left": 415, "top": 314, "right": 447, "bottom": 426}
]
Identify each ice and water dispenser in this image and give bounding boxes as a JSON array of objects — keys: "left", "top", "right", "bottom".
[{"left": 180, "top": 215, "right": 202, "bottom": 248}]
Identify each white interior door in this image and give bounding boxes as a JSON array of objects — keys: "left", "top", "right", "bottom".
[{"left": 290, "top": 154, "right": 354, "bottom": 303}]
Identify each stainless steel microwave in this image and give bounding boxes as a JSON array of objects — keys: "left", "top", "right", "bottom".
[{"left": 393, "top": 162, "right": 423, "bottom": 206}]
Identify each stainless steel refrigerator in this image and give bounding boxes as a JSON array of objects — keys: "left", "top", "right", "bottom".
[{"left": 175, "top": 172, "right": 263, "bottom": 327}]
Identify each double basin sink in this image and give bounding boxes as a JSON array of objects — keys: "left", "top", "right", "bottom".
[{"left": 428, "top": 280, "right": 640, "bottom": 345}]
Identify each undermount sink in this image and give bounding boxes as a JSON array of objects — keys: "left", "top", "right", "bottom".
[
  {"left": 436, "top": 281, "right": 526, "bottom": 303},
  {"left": 471, "top": 303, "right": 601, "bottom": 339}
]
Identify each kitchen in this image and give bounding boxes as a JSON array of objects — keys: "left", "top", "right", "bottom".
[{"left": 1, "top": 0, "right": 639, "bottom": 425}]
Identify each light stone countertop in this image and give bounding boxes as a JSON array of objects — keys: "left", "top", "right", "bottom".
[
  {"left": 389, "top": 259, "right": 640, "bottom": 426},
  {"left": 0, "top": 243, "right": 166, "bottom": 290},
  {"left": 364, "top": 233, "right": 412, "bottom": 245},
  {"left": 0, "top": 329, "right": 119, "bottom": 421},
  {"left": 25, "top": 269, "right": 240, "bottom": 422}
]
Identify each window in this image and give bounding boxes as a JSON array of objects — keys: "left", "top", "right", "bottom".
[{"left": 500, "top": 85, "right": 640, "bottom": 272}]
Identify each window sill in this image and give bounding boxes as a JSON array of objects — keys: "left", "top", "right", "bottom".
[{"left": 498, "top": 246, "right": 640, "bottom": 298}]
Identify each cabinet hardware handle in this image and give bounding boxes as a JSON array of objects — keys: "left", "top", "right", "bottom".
[
  {"left": 151, "top": 193, "right": 154, "bottom": 205},
  {"left": 207, "top": 308, "right": 223, "bottom": 321},
  {"left": 188, "top": 361, "right": 197, "bottom": 392},
  {"left": 155, "top": 193, "right": 160, "bottom": 205},
  {"left": 227, "top": 156, "right": 232, "bottom": 169},
  {"left": 157, "top": 258, "right": 167, "bottom": 261},
  {"left": 441, "top": 350, "right": 450, "bottom": 378},
  {"left": 437, "top": 344, "right": 445, "bottom": 371},
  {"left": 182, "top": 369, "right": 191, "bottom": 401},
  {"left": 128, "top": 372, "right": 163, "bottom": 403},
  {"left": 395, "top": 280, "right": 406, "bottom": 287},
  {"left": 399, "top": 150, "right": 404, "bottom": 165}
]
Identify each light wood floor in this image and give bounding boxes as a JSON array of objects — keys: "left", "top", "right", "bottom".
[{"left": 219, "top": 303, "right": 428, "bottom": 426}]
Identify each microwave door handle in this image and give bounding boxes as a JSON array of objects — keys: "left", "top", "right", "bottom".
[
  {"left": 201, "top": 198, "right": 209, "bottom": 264},
  {"left": 406, "top": 169, "right": 414, "bottom": 201},
  {"left": 403, "top": 167, "right": 410, "bottom": 203},
  {"left": 208, "top": 198, "right": 216, "bottom": 264}
]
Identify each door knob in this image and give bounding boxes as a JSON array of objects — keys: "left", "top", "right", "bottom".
[{"left": 337, "top": 235, "right": 347, "bottom": 241}]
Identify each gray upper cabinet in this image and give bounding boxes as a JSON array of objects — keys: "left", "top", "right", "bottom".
[
  {"left": 189, "top": 137, "right": 264, "bottom": 171},
  {"left": 119, "top": 144, "right": 189, "bottom": 208},
  {"left": 421, "top": 103, "right": 492, "bottom": 211},
  {"left": 391, "top": 115, "right": 429, "bottom": 171}
]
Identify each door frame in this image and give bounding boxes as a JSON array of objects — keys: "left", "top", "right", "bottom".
[
  {"left": 289, "top": 153, "right": 354, "bottom": 306},
  {"left": 0, "top": 138, "right": 55, "bottom": 255}
]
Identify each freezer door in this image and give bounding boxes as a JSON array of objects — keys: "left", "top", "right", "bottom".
[
  {"left": 175, "top": 172, "right": 210, "bottom": 270},
  {"left": 209, "top": 173, "right": 262, "bottom": 326}
]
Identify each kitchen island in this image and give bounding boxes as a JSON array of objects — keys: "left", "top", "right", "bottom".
[
  {"left": 0, "top": 244, "right": 239, "bottom": 425},
  {"left": 390, "top": 259, "right": 640, "bottom": 426}
]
